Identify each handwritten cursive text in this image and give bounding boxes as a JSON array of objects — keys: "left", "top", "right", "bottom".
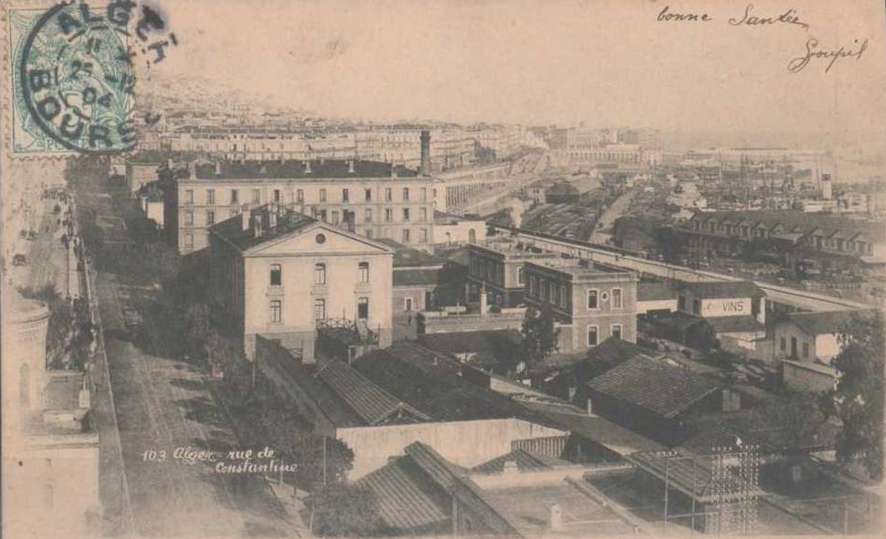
[
  {"left": 657, "top": 5, "right": 712, "bottom": 23},
  {"left": 787, "top": 38, "right": 868, "bottom": 73},
  {"left": 729, "top": 4, "right": 809, "bottom": 30}
]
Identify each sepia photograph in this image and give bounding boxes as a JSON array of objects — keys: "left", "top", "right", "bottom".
[{"left": 1, "top": 0, "right": 884, "bottom": 537}]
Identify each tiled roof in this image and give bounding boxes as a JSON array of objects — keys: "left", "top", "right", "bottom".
[
  {"left": 193, "top": 159, "right": 419, "bottom": 180},
  {"left": 315, "top": 360, "right": 430, "bottom": 425},
  {"left": 586, "top": 356, "right": 723, "bottom": 419},
  {"left": 375, "top": 238, "right": 445, "bottom": 268},
  {"left": 783, "top": 310, "right": 863, "bottom": 336},
  {"left": 353, "top": 343, "right": 555, "bottom": 425},
  {"left": 705, "top": 315, "right": 765, "bottom": 334},
  {"left": 209, "top": 205, "right": 317, "bottom": 252},
  {"left": 679, "top": 280, "right": 763, "bottom": 299},
  {"left": 471, "top": 448, "right": 571, "bottom": 474},
  {"left": 356, "top": 457, "right": 450, "bottom": 534}
]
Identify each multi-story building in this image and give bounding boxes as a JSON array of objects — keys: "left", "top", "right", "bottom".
[
  {"left": 522, "top": 259, "right": 639, "bottom": 353},
  {"left": 208, "top": 205, "right": 394, "bottom": 362},
  {"left": 175, "top": 157, "right": 441, "bottom": 254},
  {"left": 678, "top": 210, "right": 886, "bottom": 274},
  {"left": 466, "top": 238, "right": 553, "bottom": 308}
]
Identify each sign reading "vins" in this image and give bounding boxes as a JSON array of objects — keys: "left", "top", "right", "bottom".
[{"left": 705, "top": 300, "right": 746, "bottom": 313}]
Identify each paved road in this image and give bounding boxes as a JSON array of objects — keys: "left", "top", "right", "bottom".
[
  {"left": 71, "top": 164, "right": 294, "bottom": 536},
  {"left": 96, "top": 270, "right": 291, "bottom": 536}
]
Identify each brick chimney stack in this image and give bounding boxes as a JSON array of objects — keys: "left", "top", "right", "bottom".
[{"left": 420, "top": 130, "right": 431, "bottom": 176}]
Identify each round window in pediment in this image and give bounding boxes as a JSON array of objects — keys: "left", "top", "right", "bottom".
[
  {"left": 600, "top": 291, "right": 610, "bottom": 302},
  {"left": 315, "top": 233, "right": 326, "bottom": 244}
]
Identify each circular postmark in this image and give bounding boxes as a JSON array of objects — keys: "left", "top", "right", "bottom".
[{"left": 18, "top": 2, "right": 138, "bottom": 154}]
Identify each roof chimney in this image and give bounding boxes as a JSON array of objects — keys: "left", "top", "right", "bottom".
[
  {"left": 241, "top": 209, "right": 250, "bottom": 231},
  {"left": 252, "top": 214, "right": 263, "bottom": 237},
  {"left": 420, "top": 130, "right": 431, "bottom": 176},
  {"left": 391, "top": 164, "right": 398, "bottom": 178},
  {"left": 348, "top": 160, "right": 355, "bottom": 174},
  {"left": 305, "top": 160, "right": 312, "bottom": 174},
  {"left": 269, "top": 206, "right": 277, "bottom": 229},
  {"left": 215, "top": 161, "right": 222, "bottom": 176}
]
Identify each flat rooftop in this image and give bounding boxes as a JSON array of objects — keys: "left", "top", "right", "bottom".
[{"left": 187, "top": 159, "right": 420, "bottom": 181}]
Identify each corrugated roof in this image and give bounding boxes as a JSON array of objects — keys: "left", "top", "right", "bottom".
[
  {"left": 586, "top": 356, "right": 723, "bottom": 419},
  {"left": 356, "top": 457, "right": 450, "bottom": 534},
  {"left": 315, "top": 360, "right": 430, "bottom": 425}
]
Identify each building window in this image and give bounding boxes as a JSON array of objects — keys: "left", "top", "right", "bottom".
[
  {"left": 404, "top": 297, "right": 413, "bottom": 312},
  {"left": 678, "top": 295, "right": 686, "bottom": 311},
  {"left": 588, "top": 289, "right": 598, "bottom": 310},
  {"left": 364, "top": 208, "right": 373, "bottom": 223},
  {"left": 552, "top": 284, "right": 560, "bottom": 305},
  {"left": 270, "top": 264, "right": 282, "bottom": 286},
  {"left": 185, "top": 189, "right": 194, "bottom": 204},
  {"left": 529, "top": 275, "right": 537, "bottom": 297},
  {"left": 342, "top": 188, "right": 349, "bottom": 202},
  {"left": 358, "top": 297, "right": 369, "bottom": 319},
  {"left": 780, "top": 336, "right": 786, "bottom": 352},
  {"left": 420, "top": 207, "right": 428, "bottom": 222},
  {"left": 206, "top": 189, "right": 215, "bottom": 206},
  {"left": 517, "top": 267, "right": 525, "bottom": 285},
  {"left": 230, "top": 189, "right": 239, "bottom": 204},
  {"left": 560, "top": 285, "right": 568, "bottom": 308},
  {"left": 385, "top": 208, "right": 393, "bottom": 222},
  {"left": 802, "top": 342, "right": 809, "bottom": 358},
  {"left": 541, "top": 279, "right": 549, "bottom": 300},
  {"left": 273, "top": 189, "right": 281, "bottom": 203},
  {"left": 385, "top": 187, "right": 392, "bottom": 201},
  {"left": 185, "top": 210, "right": 194, "bottom": 225},
  {"left": 331, "top": 210, "right": 340, "bottom": 225},
  {"left": 252, "top": 189, "right": 260, "bottom": 204},
  {"left": 402, "top": 229, "right": 411, "bottom": 243},
  {"left": 319, "top": 188, "right": 327, "bottom": 202},
  {"left": 314, "top": 263, "right": 326, "bottom": 284},
  {"left": 693, "top": 299, "right": 700, "bottom": 315},
  {"left": 420, "top": 228, "right": 429, "bottom": 243},
  {"left": 184, "top": 233, "right": 194, "bottom": 248},
  {"left": 314, "top": 299, "right": 326, "bottom": 320},
  {"left": 612, "top": 288, "right": 622, "bottom": 309},
  {"left": 365, "top": 188, "right": 372, "bottom": 201},
  {"left": 359, "top": 262, "right": 369, "bottom": 283},
  {"left": 270, "top": 300, "right": 282, "bottom": 323},
  {"left": 403, "top": 187, "right": 410, "bottom": 201},
  {"left": 403, "top": 208, "right": 411, "bottom": 222},
  {"left": 206, "top": 210, "right": 215, "bottom": 225},
  {"left": 297, "top": 189, "right": 304, "bottom": 202},
  {"left": 588, "top": 326, "right": 599, "bottom": 347},
  {"left": 611, "top": 324, "right": 622, "bottom": 340}
]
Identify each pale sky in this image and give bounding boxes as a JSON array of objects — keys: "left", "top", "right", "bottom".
[{"left": 147, "top": 0, "right": 886, "bottom": 137}]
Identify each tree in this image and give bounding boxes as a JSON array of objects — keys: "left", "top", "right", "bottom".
[
  {"left": 294, "top": 434, "right": 355, "bottom": 489},
  {"left": 185, "top": 303, "right": 211, "bottom": 359},
  {"left": 520, "top": 304, "right": 560, "bottom": 369},
  {"left": 205, "top": 331, "right": 251, "bottom": 394},
  {"left": 820, "top": 312, "right": 884, "bottom": 480},
  {"left": 306, "top": 484, "right": 383, "bottom": 537}
]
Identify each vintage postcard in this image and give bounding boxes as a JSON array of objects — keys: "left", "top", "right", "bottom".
[{"left": 1, "top": 0, "right": 884, "bottom": 538}]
